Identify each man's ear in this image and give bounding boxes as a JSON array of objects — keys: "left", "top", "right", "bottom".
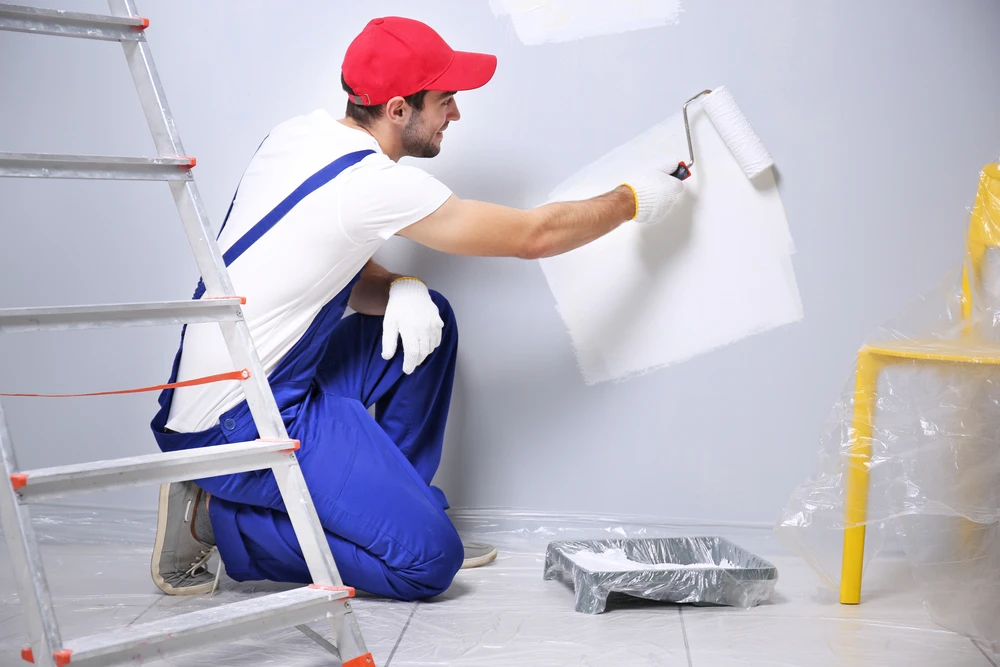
[{"left": 385, "top": 96, "right": 408, "bottom": 125}]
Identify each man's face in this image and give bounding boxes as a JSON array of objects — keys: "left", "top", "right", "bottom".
[{"left": 401, "top": 91, "right": 460, "bottom": 158}]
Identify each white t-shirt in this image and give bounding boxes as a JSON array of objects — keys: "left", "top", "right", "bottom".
[{"left": 165, "top": 109, "right": 452, "bottom": 433}]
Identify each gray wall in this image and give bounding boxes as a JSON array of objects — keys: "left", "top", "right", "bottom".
[{"left": 2, "top": 0, "right": 999, "bottom": 522}]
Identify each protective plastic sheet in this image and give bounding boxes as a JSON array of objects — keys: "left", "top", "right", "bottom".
[
  {"left": 2, "top": 506, "right": 995, "bottom": 665},
  {"left": 778, "top": 164, "right": 1000, "bottom": 652},
  {"left": 543, "top": 537, "right": 777, "bottom": 613}
]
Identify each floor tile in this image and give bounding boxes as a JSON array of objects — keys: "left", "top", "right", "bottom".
[
  {"left": 388, "top": 552, "right": 689, "bottom": 666},
  {"left": 0, "top": 546, "right": 411, "bottom": 667},
  {"left": 682, "top": 608, "right": 989, "bottom": 666}
]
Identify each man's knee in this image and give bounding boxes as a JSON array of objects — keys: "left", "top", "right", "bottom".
[
  {"left": 428, "top": 290, "right": 458, "bottom": 340},
  {"left": 391, "top": 520, "right": 463, "bottom": 600}
]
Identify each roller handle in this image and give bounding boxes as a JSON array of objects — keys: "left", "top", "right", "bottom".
[{"left": 670, "top": 161, "right": 691, "bottom": 180}]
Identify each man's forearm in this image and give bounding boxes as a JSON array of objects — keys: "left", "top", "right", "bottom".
[
  {"left": 526, "top": 185, "right": 636, "bottom": 259},
  {"left": 348, "top": 261, "right": 405, "bottom": 316},
  {"left": 397, "top": 185, "right": 638, "bottom": 259}
]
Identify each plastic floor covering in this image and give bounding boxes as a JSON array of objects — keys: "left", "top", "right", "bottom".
[{"left": 1, "top": 506, "right": 997, "bottom": 666}]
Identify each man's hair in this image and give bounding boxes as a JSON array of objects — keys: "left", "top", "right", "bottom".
[{"left": 341, "top": 73, "right": 429, "bottom": 127}]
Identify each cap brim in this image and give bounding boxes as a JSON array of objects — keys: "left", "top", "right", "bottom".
[{"left": 426, "top": 51, "right": 497, "bottom": 93}]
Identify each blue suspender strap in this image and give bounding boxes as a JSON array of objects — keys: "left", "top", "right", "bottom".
[
  {"left": 221, "top": 148, "right": 375, "bottom": 267},
  {"left": 153, "top": 147, "right": 376, "bottom": 432}
]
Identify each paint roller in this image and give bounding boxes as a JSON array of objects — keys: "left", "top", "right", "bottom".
[{"left": 668, "top": 86, "right": 774, "bottom": 182}]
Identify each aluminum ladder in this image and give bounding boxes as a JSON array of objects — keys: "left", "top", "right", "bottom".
[{"left": 0, "top": 3, "right": 374, "bottom": 666}]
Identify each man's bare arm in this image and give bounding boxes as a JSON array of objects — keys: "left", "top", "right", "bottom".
[
  {"left": 397, "top": 187, "right": 636, "bottom": 259},
  {"left": 348, "top": 260, "right": 403, "bottom": 316}
]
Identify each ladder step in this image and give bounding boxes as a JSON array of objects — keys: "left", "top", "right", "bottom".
[
  {"left": 0, "top": 153, "right": 195, "bottom": 181},
  {"left": 57, "top": 585, "right": 353, "bottom": 667},
  {"left": 0, "top": 298, "right": 245, "bottom": 333},
  {"left": 12, "top": 440, "right": 299, "bottom": 502},
  {"left": 0, "top": 4, "right": 148, "bottom": 42}
]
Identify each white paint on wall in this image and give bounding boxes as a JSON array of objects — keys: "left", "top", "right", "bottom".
[
  {"left": 490, "top": 0, "right": 682, "bottom": 45},
  {"left": 539, "top": 104, "right": 802, "bottom": 385}
]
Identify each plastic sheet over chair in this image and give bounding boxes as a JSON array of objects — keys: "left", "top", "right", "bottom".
[{"left": 778, "top": 164, "right": 1000, "bottom": 652}]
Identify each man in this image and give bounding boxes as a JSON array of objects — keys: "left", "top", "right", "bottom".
[{"left": 149, "top": 16, "right": 683, "bottom": 601}]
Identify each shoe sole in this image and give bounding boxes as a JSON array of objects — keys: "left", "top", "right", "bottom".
[
  {"left": 461, "top": 544, "right": 498, "bottom": 569},
  {"left": 151, "top": 483, "right": 217, "bottom": 596}
]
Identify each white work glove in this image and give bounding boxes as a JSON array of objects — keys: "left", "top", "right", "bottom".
[
  {"left": 620, "top": 160, "right": 686, "bottom": 225},
  {"left": 381, "top": 278, "right": 444, "bottom": 375}
]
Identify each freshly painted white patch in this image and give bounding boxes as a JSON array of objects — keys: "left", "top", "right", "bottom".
[
  {"left": 491, "top": 0, "right": 682, "bottom": 45},
  {"left": 569, "top": 548, "right": 739, "bottom": 572},
  {"left": 539, "top": 106, "right": 801, "bottom": 385}
]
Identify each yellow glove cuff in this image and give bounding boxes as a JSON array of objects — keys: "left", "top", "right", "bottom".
[
  {"left": 620, "top": 183, "right": 640, "bottom": 221},
  {"left": 390, "top": 276, "right": 425, "bottom": 286}
]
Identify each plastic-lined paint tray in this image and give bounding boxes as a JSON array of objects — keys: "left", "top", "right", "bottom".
[{"left": 543, "top": 537, "right": 778, "bottom": 614}]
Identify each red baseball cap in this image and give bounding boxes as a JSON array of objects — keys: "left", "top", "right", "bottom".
[{"left": 342, "top": 17, "right": 497, "bottom": 106}]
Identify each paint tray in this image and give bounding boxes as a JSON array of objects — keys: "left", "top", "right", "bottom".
[{"left": 543, "top": 537, "right": 778, "bottom": 614}]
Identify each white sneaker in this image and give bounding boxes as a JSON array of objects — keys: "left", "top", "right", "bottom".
[
  {"left": 151, "top": 482, "right": 219, "bottom": 595},
  {"left": 461, "top": 542, "right": 498, "bottom": 569}
]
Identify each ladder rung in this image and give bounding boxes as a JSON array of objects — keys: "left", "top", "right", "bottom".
[
  {"left": 0, "top": 4, "right": 148, "bottom": 42},
  {"left": 12, "top": 440, "right": 299, "bottom": 502},
  {"left": 0, "top": 298, "right": 245, "bottom": 333},
  {"left": 57, "top": 585, "right": 353, "bottom": 667},
  {"left": 0, "top": 153, "right": 195, "bottom": 181}
]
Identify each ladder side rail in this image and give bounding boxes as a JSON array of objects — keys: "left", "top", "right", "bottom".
[
  {"left": 0, "top": 403, "right": 61, "bottom": 667},
  {"left": 106, "top": 0, "right": 349, "bottom": 590}
]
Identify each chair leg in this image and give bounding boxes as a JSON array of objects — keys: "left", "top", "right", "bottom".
[{"left": 840, "top": 350, "right": 882, "bottom": 604}]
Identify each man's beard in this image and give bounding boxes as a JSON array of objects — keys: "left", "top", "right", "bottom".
[{"left": 402, "top": 114, "right": 441, "bottom": 158}]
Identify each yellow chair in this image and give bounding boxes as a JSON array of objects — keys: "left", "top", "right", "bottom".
[{"left": 840, "top": 163, "right": 1000, "bottom": 604}]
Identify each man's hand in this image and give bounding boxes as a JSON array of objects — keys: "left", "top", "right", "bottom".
[
  {"left": 381, "top": 278, "right": 444, "bottom": 374},
  {"left": 620, "top": 160, "right": 686, "bottom": 225}
]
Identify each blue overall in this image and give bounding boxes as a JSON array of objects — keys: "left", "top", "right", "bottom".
[{"left": 150, "top": 149, "right": 463, "bottom": 601}]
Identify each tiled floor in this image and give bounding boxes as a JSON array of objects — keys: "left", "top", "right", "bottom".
[{"left": 1, "top": 507, "right": 996, "bottom": 666}]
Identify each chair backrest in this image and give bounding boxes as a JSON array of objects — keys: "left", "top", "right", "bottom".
[{"left": 960, "top": 163, "right": 1000, "bottom": 333}]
